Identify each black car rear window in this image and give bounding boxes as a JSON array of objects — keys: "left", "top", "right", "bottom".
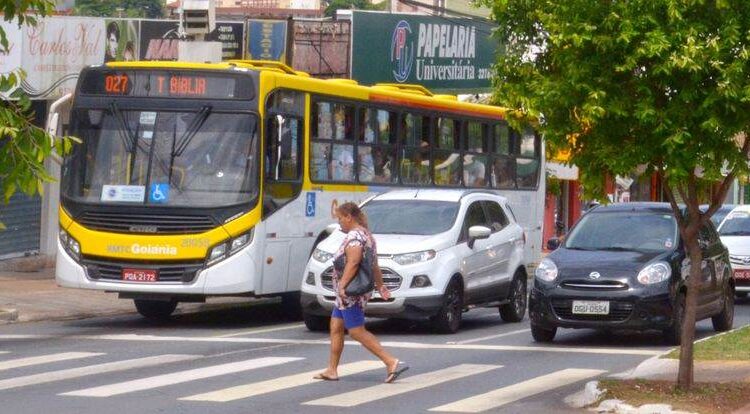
[{"left": 565, "top": 211, "right": 678, "bottom": 252}]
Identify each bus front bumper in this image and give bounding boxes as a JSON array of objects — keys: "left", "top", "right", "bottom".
[{"left": 55, "top": 240, "right": 259, "bottom": 295}]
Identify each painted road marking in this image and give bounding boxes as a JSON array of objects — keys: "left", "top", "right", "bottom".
[
  {"left": 448, "top": 329, "right": 531, "bottom": 345},
  {"left": 303, "top": 364, "right": 501, "bottom": 407},
  {"left": 0, "top": 354, "right": 197, "bottom": 391},
  {"left": 216, "top": 323, "right": 306, "bottom": 338},
  {"left": 181, "top": 360, "right": 383, "bottom": 402},
  {"left": 0, "top": 352, "right": 104, "bottom": 372},
  {"left": 61, "top": 356, "right": 303, "bottom": 397},
  {"left": 80, "top": 334, "right": 664, "bottom": 356},
  {"left": 429, "top": 368, "right": 606, "bottom": 413}
]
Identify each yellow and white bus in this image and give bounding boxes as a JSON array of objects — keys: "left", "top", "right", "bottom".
[{"left": 52, "top": 60, "right": 545, "bottom": 319}]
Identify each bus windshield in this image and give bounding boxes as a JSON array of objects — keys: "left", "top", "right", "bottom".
[{"left": 63, "top": 108, "right": 258, "bottom": 208}]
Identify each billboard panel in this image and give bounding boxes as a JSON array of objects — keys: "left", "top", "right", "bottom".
[{"left": 351, "top": 11, "right": 500, "bottom": 93}]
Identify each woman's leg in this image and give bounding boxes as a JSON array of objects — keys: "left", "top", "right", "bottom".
[
  {"left": 320, "top": 316, "right": 345, "bottom": 379},
  {"left": 348, "top": 326, "right": 398, "bottom": 372}
]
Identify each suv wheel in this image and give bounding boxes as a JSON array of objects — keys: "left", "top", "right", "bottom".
[
  {"left": 303, "top": 312, "right": 330, "bottom": 332},
  {"left": 134, "top": 299, "right": 177, "bottom": 320},
  {"left": 500, "top": 273, "right": 527, "bottom": 322},
  {"left": 430, "top": 279, "right": 463, "bottom": 334},
  {"left": 712, "top": 283, "right": 734, "bottom": 332},
  {"left": 663, "top": 293, "right": 685, "bottom": 345},
  {"left": 530, "top": 323, "right": 556, "bottom": 342}
]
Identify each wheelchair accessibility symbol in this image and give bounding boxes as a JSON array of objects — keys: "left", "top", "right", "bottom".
[
  {"left": 149, "top": 183, "right": 169, "bottom": 204},
  {"left": 305, "top": 192, "right": 316, "bottom": 217}
]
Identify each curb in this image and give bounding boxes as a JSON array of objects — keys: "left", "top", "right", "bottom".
[{"left": 0, "top": 308, "right": 19, "bottom": 322}]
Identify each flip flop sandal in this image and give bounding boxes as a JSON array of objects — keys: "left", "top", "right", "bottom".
[
  {"left": 313, "top": 373, "right": 339, "bottom": 381},
  {"left": 385, "top": 363, "right": 409, "bottom": 383}
]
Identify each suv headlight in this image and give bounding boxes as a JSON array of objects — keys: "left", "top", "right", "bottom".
[
  {"left": 637, "top": 261, "right": 671, "bottom": 285},
  {"left": 392, "top": 250, "right": 436, "bottom": 266},
  {"left": 535, "top": 258, "right": 558, "bottom": 282},
  {"left": 312, "top": 248, "right": 333, "bottom": 263}
]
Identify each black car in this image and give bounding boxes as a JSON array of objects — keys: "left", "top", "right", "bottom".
[{"left": 530, "top": 203, "right": 735, "bottom": 344}]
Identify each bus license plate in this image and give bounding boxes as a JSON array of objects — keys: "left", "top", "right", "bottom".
[
  {"left": 122, "top": 269, "right": 158, "bottom": 282},
  {"left": 734, "top": 269, "right": 750, "bottom": 280},
  {"left": 572, "top": 300, "right": 610, "bottom": 315}
]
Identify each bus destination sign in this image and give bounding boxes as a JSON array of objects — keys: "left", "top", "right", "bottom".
[{"left": 81, "top": 70, "right": 254, "bottom": 100}]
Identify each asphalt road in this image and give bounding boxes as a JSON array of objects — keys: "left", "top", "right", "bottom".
[{"left": 0, "top": 296, "right": 748, "bottom": 414}]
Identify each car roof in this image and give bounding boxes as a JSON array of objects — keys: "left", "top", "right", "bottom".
[
  {"left": 589, "top": 202, "right": 675, "bottom": 214},
  {"left": 372, "top": 189, "right": 507, "bottom": 203}
]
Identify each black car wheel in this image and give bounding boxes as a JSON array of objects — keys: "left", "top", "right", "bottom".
[
  {"left": 303, "top": 312, "right": 330, "bottom": 332},
  {"left": 500, "top": 273, "right": 527, "bottom": 322},
  {"left": 712, "top": 283, "right": 734, "bottom": 332},
  {"left": 430, "top": 279, "right": 463, "bottom": 334},
  {"left": 663, "top": 293, "right": 685, "bottom": 345},
  {"left": 530, "top": 323, "right": 556, "bottom": 342},
  {"left": 134, "top": 299, "right": 177, "bottom": 320}
]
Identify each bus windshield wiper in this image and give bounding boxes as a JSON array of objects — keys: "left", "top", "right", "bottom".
[
  {"left": 173, "top": 106, "right": 212, "bottom": 157},
  {"left": 109, "top": 102, "right": 137, "bottom": 152}
]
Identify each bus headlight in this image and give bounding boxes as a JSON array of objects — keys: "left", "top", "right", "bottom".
[
  {"left": 208, "top": 243, "right": 227, "bottom": 265},
  {"left": 207, "top": 229, "right": 253, "bottom": 266},
  {"left": 59, "top": 229, "right": 81, "bottom": 261},
  {"left": 230, "top": 230, "right": 253, "bottom": 253}
]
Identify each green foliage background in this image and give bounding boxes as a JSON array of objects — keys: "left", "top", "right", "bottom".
[{"left": 1, "top": 0, "right": 78, "bottom": 229}]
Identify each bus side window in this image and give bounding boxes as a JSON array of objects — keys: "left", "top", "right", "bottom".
[
  {"left": 490, "top": 123, "right": 516, "bottom": 189},
  {"left": 400, "top": 113, "right": 431, "bottom": 185},
  {"left": 311, "top": 100, "right": 355, "bottom": 183},
  {"left": 433, "top": 117, "right": 461, "bottom": 186}
]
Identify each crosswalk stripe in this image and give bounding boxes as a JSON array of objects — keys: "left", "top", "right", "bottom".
[
  {"left": 181, "top": 360, "right": 383, "bottom": 402},
  {"left": 0, "top": 352, "right": 104, "bottom": 372},
  {"left": 61, "top": 356, "right": 303, "bottom": 397},
  {"left": 303, "top": 364, "right": 501, "bottom": 407},
  {"left": 0, "top": 354, "right": 197, "bottom": 392},
  {"left": 429, "top": 368, "right": 606, "bottom": 413}
]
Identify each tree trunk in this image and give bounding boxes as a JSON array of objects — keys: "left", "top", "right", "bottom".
[{"left": 677, "top": 232, "right": 702, "bottom": 389}]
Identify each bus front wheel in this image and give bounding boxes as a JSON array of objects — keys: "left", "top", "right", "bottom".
[{"left": 134, "top": 299, "right": 177, "bottom": 320}]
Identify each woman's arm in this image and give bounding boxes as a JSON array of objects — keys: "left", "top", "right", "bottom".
[
  {"left": 337, "top": 244, "right": 363, "bottom": 297},
  {"left": 373, "top": 260, "right": 391, "bottom": 300}
]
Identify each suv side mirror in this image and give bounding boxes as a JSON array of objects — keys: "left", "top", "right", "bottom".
[
  {"left": 468, "top": 225, "right": 491, "bottom": 249},
  {"left": 547, "top": 237, "right": 561, "bottom": 251}
]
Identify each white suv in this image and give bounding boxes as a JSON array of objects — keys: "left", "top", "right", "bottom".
[{"left": 300, "top": 189, "right": 528, "bottom": 333}]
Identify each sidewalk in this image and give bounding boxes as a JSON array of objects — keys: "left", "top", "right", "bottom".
[{"left": 0, "top": 266, "right": 253, "bottom": 323}]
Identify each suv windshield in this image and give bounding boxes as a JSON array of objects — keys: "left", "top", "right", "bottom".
[
  {"left": 363, "top": 200, "right": 459, "bottom": 235},
  {"left": 565, "top": 211, "right": 678, "bottom": 252},
  {"left": 63, "top": 108, "right": 258, "bottom": 207},
  {"left": 719, "top": 211, "right": 750, "bottom": 236}
]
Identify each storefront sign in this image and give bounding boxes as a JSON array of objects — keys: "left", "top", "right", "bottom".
[
  {"left": 207, "top": 22, "right": 244, "bottom": 60},
  {"left": 351, "top": 11, "right": 500, "bottom": 93},
  {"left": 21, "top": 17, "right": 104, "bottom": 99}
]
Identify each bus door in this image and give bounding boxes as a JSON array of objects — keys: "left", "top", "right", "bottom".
[{"left": 261, "top": 90, "right": 305, "bottom": 294}]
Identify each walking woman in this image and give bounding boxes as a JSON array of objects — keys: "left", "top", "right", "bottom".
[{"left": 314, "top": 202, "right": 409, "bottom": 383}]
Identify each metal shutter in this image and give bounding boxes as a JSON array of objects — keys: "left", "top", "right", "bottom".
[{"left": 0, "top": 193, "right": 41, "bottom": 258}]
